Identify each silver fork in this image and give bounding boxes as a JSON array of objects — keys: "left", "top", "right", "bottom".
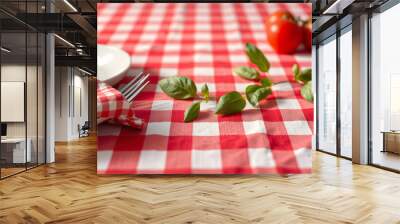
[{"left": 119, "top": 72, "right": 150, "bottom": 103}]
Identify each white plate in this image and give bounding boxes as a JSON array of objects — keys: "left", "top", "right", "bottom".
[{"left": 97, "top": 44, "right": 131, "bottom": 86}]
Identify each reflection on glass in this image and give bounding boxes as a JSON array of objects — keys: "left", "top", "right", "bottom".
[
  {"left": 371, "top": 4, "right": 400, "bottom": 171},
  {"left": 340, "top": 28, "right": 352, "bottom": 158},
  {"left": 317, "top": 36, "right": 337, "bottom": 154}
]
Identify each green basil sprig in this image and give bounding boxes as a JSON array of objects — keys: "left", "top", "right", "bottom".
[
  {"left": 245, "top": 43, "right": 270, "bottom": 72},
  {"left": 260, "top": 77, "right": 273, "bottom": 87},
  {"left": 245, "top": 85, "right": 272, "bottom": 107},
  {"left": 159, "top": 76, "right": 197, "bottom": 100},
  {"left": 215, "top": 91, "right": 246, "bottom": 115},
  {"left": 301, "top": 81, "right": 313, "bottom": 102},
  {"left": 201, "top": 83, "right": 209, "bottom": 103},
  {"left": 233, "top": 66, "right": 260, "bottom": 81},
  {"left": 184, "top": 101, "right": 201, "bottom": 122}
]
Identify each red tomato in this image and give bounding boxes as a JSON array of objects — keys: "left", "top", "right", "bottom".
[{"left": 266, "top": 11, "right": 303, "bottom": 54}]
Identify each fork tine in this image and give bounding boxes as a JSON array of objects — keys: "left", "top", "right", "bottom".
[
  {"left": 119, "top": 72, "right": 144, "bottom": 94},
  {"left": 126, "top": 80, "right": 150, "bottom": 102},
  {"left": 123, "top": 73, "right": 150, "bottom": 100}
]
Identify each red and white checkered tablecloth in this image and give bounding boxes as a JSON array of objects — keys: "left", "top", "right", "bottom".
[{"left": 97, "top": 3, "right": 313, "bottom": 174}]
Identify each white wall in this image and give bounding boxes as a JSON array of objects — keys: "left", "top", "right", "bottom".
[{"left": 54, "top": 67, "right": 89, "bottom": 141}]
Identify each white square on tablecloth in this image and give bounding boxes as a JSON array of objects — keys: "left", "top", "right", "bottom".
[
  {"left": 194, "top": 43, "right": 212, "bottom": 51},
  {"left": 294, "top": 148, "right": 311, "bottom": 169},
  {"left": 135, "top": 44, "right": 151, "bottom": 53},
  {"left": 271, "top": 82, "right": 293, "bottom": 91},
  {"left": 140, "top": 33, "right": 157, "bottom": 42},
  {"left": 137, "top": 150, "right": 167, "bottom": 170},
  {"left": 192, "top": 122, "right": 219, "bottom": 136},
  {"left": 225, "top": 22, "right": 240, "bottom": 31},
  {"left": 234, "top": 83, "right": 247, "bottom": 93},
  {"left": 229, "top": 54, "right": 247, "bottom": 64},
  {"left": 164, "top": 44, "right": 181, "bottom": 52},
  {"left": 131, "top": 55, "right": 148, "bottom": 65},
  {"left": 225, "top": 32, "right": 241, "bottom": 41},
  {"left": 195, "top": 32, "right": 211, "bottom": 41},
  {"left": 195, "top": 23, "right": 211, "bottom": 31},
  {"left": 268, "top": 67, "right": 285, "bottom": 75},
  {"left": 194, "top": 53, "right": 213, "bottom": 63},
  {"left": 192, "top": 149, "right": 222, "bottom": 169},
  {"left": 193, "top": 67, "right": 214, "bottom": 76},
  {"left": 226, "top": 43, "right": 243, "bottom": 52},
  {"left": 248, "top": 148, "right": 275, "bottom": 168},
  {"left": 151, "top": 100, "right": 174, "bottom": 111},
  {"left": 146, "top": 122, "right": 171, "bottom": 136},
  {"left": 243, "top": 120, "right": 266, "bottom": 135},
  {"left": 200, "top": 100, "right": 217, "bottom": 112},
  {"left": 108, "top": 100, "right": 117, "bottom": 111},
  {"left": 162, "top": 55, "right": 180, "bottom": 64},
  {"left": 110, "top": 33, "right": 129, "bottom": 42},
  {"left": 97, "top": 150, "right": 113, "bottom": 171},
  {"left": 159, "top": 68, "right": 179, "bottom": 77},
  {"left": 276, "top": 99, "right": 301, "bottom": 110},
  {"left": 284, "top": 121, "right": 312, "bottom": 135}
]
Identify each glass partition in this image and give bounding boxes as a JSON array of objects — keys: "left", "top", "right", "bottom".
[
  {"left": 1, "top": 30, "right": 28, "bottom": 177},
  {"left": 339, "top": 27, "right": 352, "bottom": 158},
  {"left": 370, "top": 3, "right": 400, "bottom": 171},
  {"left": 317, "top": 35, "right": 337, "bottom": 154},
  {"left": 0, "top": 1, "right": 46, "bottom": 179}
]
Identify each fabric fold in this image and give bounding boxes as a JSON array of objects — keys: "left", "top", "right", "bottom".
[{"left": 97, "top": 81, "right": 144, "bottom": 129}]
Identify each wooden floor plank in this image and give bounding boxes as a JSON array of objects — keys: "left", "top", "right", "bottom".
[{"left": 0, "top": 135, "right": 400, "bottom": 224}]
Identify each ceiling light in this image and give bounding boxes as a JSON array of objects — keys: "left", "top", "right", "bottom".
[
  {"left": 63, "top": 0, "right": 78, "bottom": 12},
  {"left": 54, "top": 34, "right": 75, "bottom": 48},
  {"left": 78, "top": 67, "right": 92, "bottom": 76},
  {"left": 1, "top": 47, "right": 11, "bottom": 53}
]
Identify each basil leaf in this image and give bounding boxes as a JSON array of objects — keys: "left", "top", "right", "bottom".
[
  {"left": 215, "top": 91, "right": 246, "bottom": 115},
  {"left": 159, "top": 76, "right": 197, "bottom": 100},
  {"left": 201, "top": 83, "right": 209, "bottom": 103},
  {"left": 233, "top": 66, "right": 260, "bottom": 81},
  {"left": 260, "top": 77, "right": 273, "bottom": 87},
  {"left": 245, "top": 85, "right": 272, "bottom": 107},
  {"left": 301, "top": 81, "right": 313, "bottom": 102},
  {"left": 298, "top": 68, "right": 312, "bottom": 83},
  {"left": 184, "top": 101, "right": 201, "bottom": 122},
  {"left": 245, "top": 43, "right": 270, "bottom": 72},
  {"left": 292, "top": 64, "right": 300, "bottom": 79}
]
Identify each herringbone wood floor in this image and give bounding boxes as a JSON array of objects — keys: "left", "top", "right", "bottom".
[{"left": 0, "top": 135, "right": 400, "bottom": 224}]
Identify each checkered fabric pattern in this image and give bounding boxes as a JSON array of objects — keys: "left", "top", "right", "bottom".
[
  {"left": 97, "top": 81, "right": 144, "bottom": 129},
  {"left": 97, "top": 3, "right": 313, "bottom": 174}
]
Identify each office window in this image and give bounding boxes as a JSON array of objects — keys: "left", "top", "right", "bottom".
[
  {"left": 339, "top": 27, "right": 352, "bottom": 158},
  {"left": 371, "top": 3, "right": 400, "bottom": 171},
  {"left": 317, "top": 36, "right": 337, "bottom": 154}
]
